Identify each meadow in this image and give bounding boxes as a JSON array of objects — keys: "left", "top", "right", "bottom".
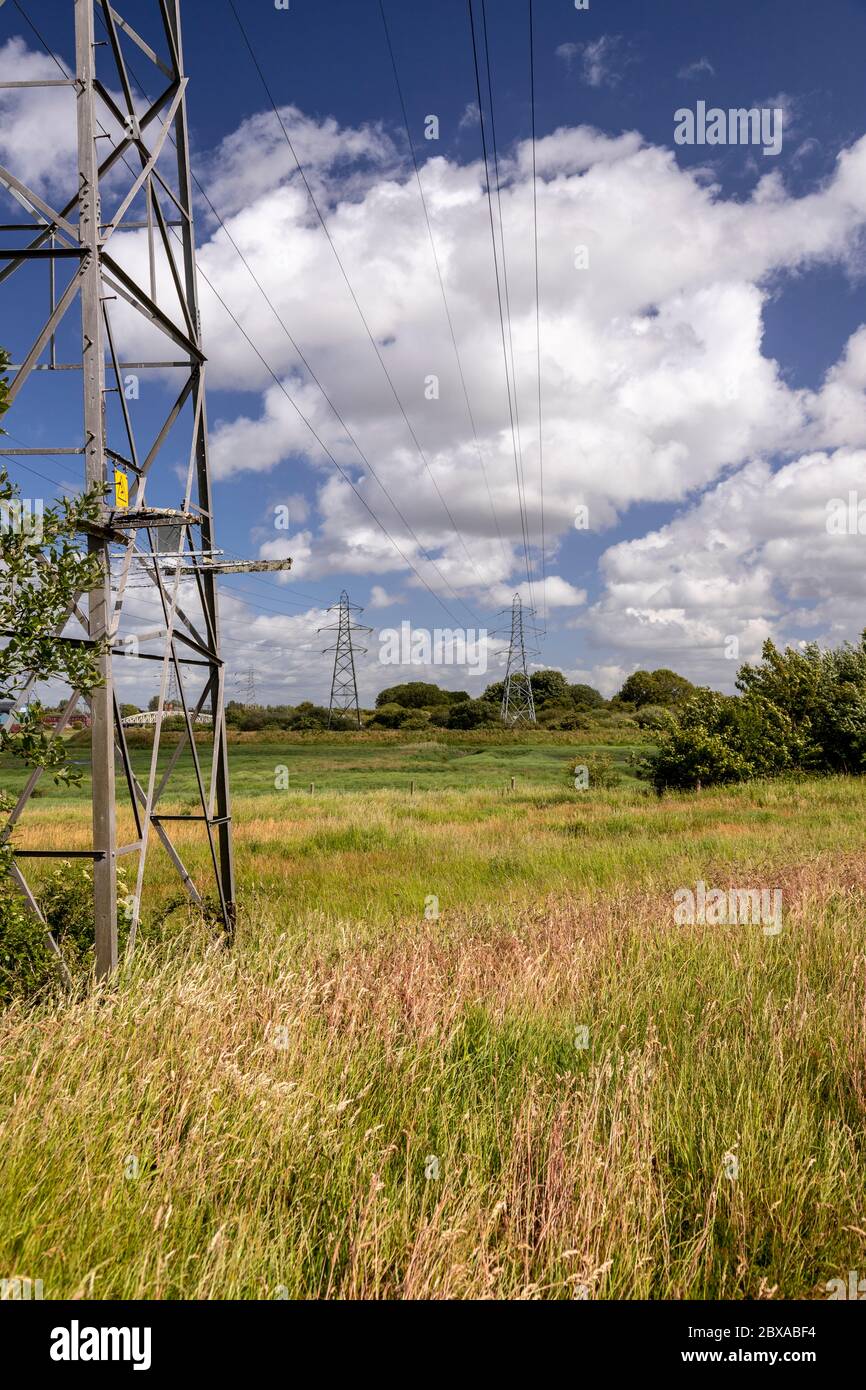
[
  {"left": 0, "top": 736, "right": 864, "bottom": 1299},
  {"left": 0, "top": 728, "right": 649, "bottom": 802}
]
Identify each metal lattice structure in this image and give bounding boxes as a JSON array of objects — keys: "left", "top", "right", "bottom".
[
  {"left": 232, "top": 667, "right": 257, "bottom": 708},
  {"left": 501, "top": 593, "right": 537, "bottom": 725},
  {"left": 320, "top": 591, "right": 370, "bottom": 729},
  {"left": 0, "top": 1, "right": 293, "bottom": 975}
]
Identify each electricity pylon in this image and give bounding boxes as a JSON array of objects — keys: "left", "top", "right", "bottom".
[
  {"left": 231, "top": 668, "right": 257, "bottom": 707},
  {"left": 319, "top": 592, "right": 371, "bottom": 728},
  {"left": 500, "top": 593, "right": 537, "bottom": 725},
  {"left": 0, "top": 2, "right": 291, "bottom": 975},
  {"left": 166, "top": 665, "right": 179, "bottom": 711}
]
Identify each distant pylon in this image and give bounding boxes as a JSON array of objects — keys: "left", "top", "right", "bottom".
[
  {"left": 319, "top": 592, "right": 372, "bottom": 728},
  {"left": 231, "top": 668, "right": 257, "bottom": 707},
  {"left": 166, "top": 665, "right": 179, "bottom": 711},
  {"left": 501, "top": 594, "right": 537, "bottom": 725}
]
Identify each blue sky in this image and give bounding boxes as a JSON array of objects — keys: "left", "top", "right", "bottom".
[{"left": 2, "top": 0, "right": 866, "bottom": 707}]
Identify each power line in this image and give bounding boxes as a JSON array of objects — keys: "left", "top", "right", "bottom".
[
  {"left": 225, "top": 0, "right": 489, "bottom": 599},
  {"left": 479, "top": 0, "right": 535, "bottom": 617},
  {"left": 175, "top": 156, "right": 479, "bottom": 621},
  {"left": 10, "top": 0, "right": 475, "bottom": 630},
  {"left": 467, "top": 0, "right": 536, "bottom": 611},
  {"left": 187, "top": 254, "right": 474, "bottom": 627},
  {"left": 377, "top": 0, "right": 509, "bottom": 570},
  {"left": 529, "top": 0, "right": 547, "bottom": 631},
  {"left": 103, "top": 10, "right": 481, "bottom": 627}
]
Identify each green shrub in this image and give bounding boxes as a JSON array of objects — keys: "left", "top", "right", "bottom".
[
  {"left": 444, "top": 699, "right": 501, "bottom": 730},
  {"left": 634, "top": 704, "right": 676, "bottom": 732},
  {"left": 569, "top": 751, "right": 620, "bottom": 790},
  {"left": 645, "top": 684, "right": 810, "bottom": 791},
  {"left": 0, "top": 861, "right": 132, "bottom": 1003},
  {"left": 0, "top": 881, "right": 52, "bottom": 1002}
]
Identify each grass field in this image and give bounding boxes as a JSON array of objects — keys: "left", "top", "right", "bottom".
[
  {"left": 0, "top": 730, "right": 649, "bottom": 803},
  {"left": 1, "top": 739, "right": 865, "bottom": 1299}
]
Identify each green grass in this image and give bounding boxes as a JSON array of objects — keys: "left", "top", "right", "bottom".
[
  {"left": 0, "top": 733, "right": 649, "bottom": 802},
  {"left": 1, "top": 755, "right": 865, "bottom": 1299}
]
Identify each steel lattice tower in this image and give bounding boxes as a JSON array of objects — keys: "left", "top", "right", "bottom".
[
  {"left": 0, "top": 1, "right": 290, "bottom": 975},
  {"left": 320, "top": 592, "right": 370, "bottom": 729},
  {"left": 501, "top": 593, "right": 537, "bottom": 725},
  {"left": 232, "top": 668, "right": 257, "bottom": 707}
]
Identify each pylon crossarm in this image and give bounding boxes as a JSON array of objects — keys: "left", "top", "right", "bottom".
[
  {"left": 114, "top": 510, "right": 202, "bottom": 529},
  {"left": 176, "top": 559, "right": 293, "bottom": 576}
]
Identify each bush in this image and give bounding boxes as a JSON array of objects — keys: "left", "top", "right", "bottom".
[
  {"left": 287, "top": 703, "right": 332, "bottom": 731},
  {"left": 444, "top": 699, "right": 501, "bottom": 730},
  {"left": 538, "top": 704, "right": 592, "bottom": 731},
  {"left": 645, "top": 684, "right": 810, "bottom": 792},
  {"left": 399, "top": 712, "right": 432, "bottom": 730},
  {"left": 551, "top": 712, "right": 593, "bottom": 731},
  {"left": 375, "top": 682, "right": 450, "bottom": 710},
  {"left": 640, "top": 636, "right": 866, "bottom": 792},
  {"left": 634, "top": 704, "right": 676, "bottom": 732},
  {"left": 569, "top": 751, "right": 620, "bottom": 790},
  {"left": 0, "top": 861, "right": 131, "bottom": 1003},
  {"left": 369, "top": 702, "right": 409, "bottom": 729},
  {"left": 0, "top": 881, "right": 50, "bottom": 1002},
  {"left": 568, "top": 683, "right": 605, "bottom": 710},
  {"left": 529, "top": 670, "right": 571, "bottom": 706},
  {"left": 617, "top": 669, "right": 697, "bottom": 709}
]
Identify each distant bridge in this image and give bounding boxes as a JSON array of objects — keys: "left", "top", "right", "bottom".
[{"left": 121, "top": 711, "right": 213, "bottom": 728}]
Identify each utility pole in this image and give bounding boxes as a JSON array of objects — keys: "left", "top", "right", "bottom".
[
  {"left": 320, "top": 591, "right": 371, "bottom": 728},
  {"left": 501, "top": 593, "right": 537, "bottom": 725},
  {"left": 0, "top": 2, "right": 292, "bottom": 975}
]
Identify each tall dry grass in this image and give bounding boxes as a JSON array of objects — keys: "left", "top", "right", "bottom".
[{"left": 1, "top": 791, "right": 865, "bottom": 1298}]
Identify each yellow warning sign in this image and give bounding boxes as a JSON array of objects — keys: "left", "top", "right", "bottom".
[{"left": 113, "top": 469, "right": 129, "bottom": 510}]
